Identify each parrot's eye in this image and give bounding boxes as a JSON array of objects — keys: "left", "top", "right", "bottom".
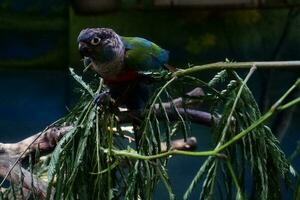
[{"left": 90, "top": 37, "right": 101, "bottom": 45}]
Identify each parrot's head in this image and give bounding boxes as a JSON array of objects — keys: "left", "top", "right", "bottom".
[
  {"left": 77, "top": 28, "right": 125, "bottom": 77},
  {"left": 77, "top": 28, "right": 125, "bottom": 64}
]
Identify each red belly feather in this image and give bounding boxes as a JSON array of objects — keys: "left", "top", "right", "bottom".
[{"left": 103, "top": 70, "right": 138, "bottom": 85}]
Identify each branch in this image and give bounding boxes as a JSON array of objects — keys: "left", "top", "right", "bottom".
[
  {"left": 154, "top": 87, "right": 205, "bottom": 110},
  {"left": 0, "top": 126, "right": 197, "bottom": 161},
  {"left": 0, "top": 111, "right": 199, "bottom": 196},
  {"left": 161, "top": 137, "right": 197, "bottom": 152},
  {"left": 274, "top": 88, "right": 300, "bottom": 141},
  {"left": 0, "top": 156, "right": 49, "bottom": 199},
  {"left": 0, "top": 127, "right": 71, "bottom": 199},
  {"left": 0, "top": 86, "right": 208, "bottom": 190},
  {"left": 260, "top": 9, "right": 299, "bottom": 111},
  {"left": 1, "top": 61, "right": 297, "bottom": 198},
  {"left": 118, "top": 108, "right": 216, "bottom": 126},
  {"left": 0, "top": 126, "right": 197, "bottom": 199},
  {"left": 174, "top": 61, "right": 300, "bottom": 77},
  {"left": 0, "top": 126, "right": 73, "bottom": 157},
  {"left": 103, "top": 79, "right": 300, "bottom": 160},
  {"left": 155, "top": 87, "right": 219, "bottom": 126},
  {"left": 118, "top": 87, "right": 218, "bottom": 126}
]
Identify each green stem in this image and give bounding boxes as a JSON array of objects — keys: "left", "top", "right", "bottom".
[
  {"left": 225, "top": 160, "right": 244, "bottom": 200},
  {"left": 278, "top": 97, "right": 300, "bottom": 110},
  {"left": 146, "top": 77, "right": 177, "bottom": 121},
  {"left": 111, "top": 149, "right": 218, "bottom": 160},
  {"left": 140, "top": 77, "right": 177, "bottom": 147},
  {"left": 215, "top": 66, "right": 256, "bottom": 149},
  {"left": 270, "top": 78, "right": 299, "bottom": 110},
  {"left": 174, "top": 61, "right": 300, "bottom": 77},
  {"left": 215, "top": 111, "right": 272, "bottom": 153},
  {"left": 102, "top": 79, "right": 300, "bottom": 161},
  {"left": 103, "top": 93, "right": 298, "bottom": 160},
  {"left": 107, "top": 116, "right": 114, "bottom": 200},
  {"left": 96, "top": 109, "right": 101, "bottom": 172},
  {"left": 216, "top": 78, "right": 299, "bottom": 153},
  {"left": 90, "top": 160, "right": 119, "bottom": 175}
]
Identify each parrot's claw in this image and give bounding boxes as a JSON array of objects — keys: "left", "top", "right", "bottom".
[{"left": 94, "top": 91, "right": 111, "bottom": 106}]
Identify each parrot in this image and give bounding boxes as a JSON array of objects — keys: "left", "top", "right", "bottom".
[{"left": 77, "top": 28, "right": 170, "bottom": 110}]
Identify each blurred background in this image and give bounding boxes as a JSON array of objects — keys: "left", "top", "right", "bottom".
[{"left": 0, "top": 0, "right": 299, "bottom": 199}]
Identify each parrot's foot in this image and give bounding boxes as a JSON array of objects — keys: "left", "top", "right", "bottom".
[{"left": 94, "top": 91, "right": 111, "bottom": 106}]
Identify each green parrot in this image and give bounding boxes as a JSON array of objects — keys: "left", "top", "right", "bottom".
[{"left": 78, "top": 28, "right": 170, "bottom": 110}]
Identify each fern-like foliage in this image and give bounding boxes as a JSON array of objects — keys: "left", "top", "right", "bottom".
[
  {"left": 183, "top": 70, "right": 292, "bottom": 200},
  {"left": 1, "top": 64, "right": 297, "bottom": 200},
  {"left": 46, "top": 67, "right": 295, "bottom": 200},
  {"left": 44, "top": 69, "right": 187, "bottom": 200}
]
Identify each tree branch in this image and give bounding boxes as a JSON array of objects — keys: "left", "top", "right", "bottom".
[
  {"left": 0, "top": 156, "right": 49, "bottom": 199},
  {"left": 0, "top": 126, "right": 73, "bottom": 158},
  {"left": 0, "top": 125, "right": 197, "bottom": 199},
  {"left": 118, "top": 87, "right": 218, "bottom": 126},
  {"left": 174, "top": 61, "right": 300, "bottom": 77}
]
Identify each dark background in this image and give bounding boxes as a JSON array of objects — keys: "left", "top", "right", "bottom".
[{"left": 0, "top": 0, "right": 299, "bottom": 199}]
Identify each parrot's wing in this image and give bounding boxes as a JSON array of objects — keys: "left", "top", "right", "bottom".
[{"left": 121, "top": 37, "right": 169, "bottom": 71}]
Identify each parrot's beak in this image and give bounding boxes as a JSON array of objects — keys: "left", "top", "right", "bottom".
[{"left": 78, "top": 42, "right": 91, "bottom": 58}]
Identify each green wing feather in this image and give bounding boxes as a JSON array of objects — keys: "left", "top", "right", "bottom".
[{"left": 121, "top": 37, "right": 169, "bottom": 71}]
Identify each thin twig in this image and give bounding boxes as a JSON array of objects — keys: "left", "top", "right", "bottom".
[
  {"left": 225, "top": 160, "right": 245, "bottom": 200},
  {"left": 174, "top": 61, "right": 300, "bottom": 77}
]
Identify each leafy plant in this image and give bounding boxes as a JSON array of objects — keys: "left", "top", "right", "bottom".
[{"left": 1, "top": 61, "right": 299, "bottom": 200}]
